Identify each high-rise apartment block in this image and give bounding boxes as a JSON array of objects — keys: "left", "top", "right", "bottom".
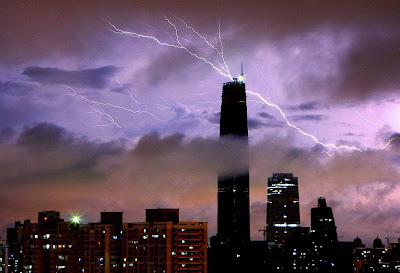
[
  {"left": 123, "top": 209, "right": 207, "bottom": 273},
  {"left": 80, "top": 212, "right": 123, "bottom": 273},
  {"left": 18, "top": 209, "right": 206, "bottom": 273},
  {"left": 23, "top": 211, "right": 80, "bottom": 273},
  {"left": 266, "top": 173, "right": 300, "bottom": 244}
]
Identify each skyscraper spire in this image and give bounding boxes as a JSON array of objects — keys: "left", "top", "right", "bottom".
[{"left": 241, "top": 60, "right": 243, "bottom": 76}]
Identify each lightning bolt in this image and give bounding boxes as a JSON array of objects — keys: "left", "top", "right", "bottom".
[
  {"left": 106, "top": 16, "right": 366, "bottom": 152},
  {"left": 321, "top": 151, "right": 333, "bottom": 157},
  {"left": 103, "top": 16, "right": 232, "bottom": 79},
  {"left": 381, "top": 136, "right": 399, "bottom": 150},
  {"left": 87, "top": 105, "right": 121, "bottom": 128},
  {"left": 352, "top": 109, "right": 386, "bottom": 128},
  {"left": 246, "top": 90, "right": 362, "bottom": 152},
  {"left": 64, "top": 85, "right": 166, "bottom": 127}
]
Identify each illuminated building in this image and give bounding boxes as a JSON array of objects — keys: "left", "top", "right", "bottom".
[
  {"left": 266, "top": 173, "right": 300, "bottom": 244},
  {"left": 311, "top": 197, "right": 338, "bottom": 243},
  {"left": 79, "top": 212, "right": 123, "bottom": 273},
  {"left": 353, "top": 237, "right": 390, "bottom": 273},
  {"left": 122, "top": 209, "right": 207, "bottom": 273},
  {"left": 23, "top": 211, "right": 80, "bottom": 273},
  {"left": 217, "top": 71, "right": 250, "bottom": 247}
]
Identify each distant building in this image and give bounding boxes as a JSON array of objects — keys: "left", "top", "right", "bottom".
[
  {"left": 0, "top": 240, "right": 5, "bottom": 273},
  {"left": 123, "top": 209, "right": 207, "bottom": 273},
  {"left": 353, "top": 236, "right": 390, "bottom": 273},
  {"left": 266, "top": 173, "right": 300, "bottom": 244},
  {"left": 311, "top": 197, "right": 338, "bottom": 243},
  {"left": 7, "top": 220, "right": 28, "bottom": 273}
]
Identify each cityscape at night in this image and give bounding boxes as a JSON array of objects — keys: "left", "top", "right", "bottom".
[{"left": 1, "top": 1, "right": 400, "bottom": 272}]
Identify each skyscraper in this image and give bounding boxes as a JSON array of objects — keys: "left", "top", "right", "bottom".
[
  {"left": 311, "top": 197, "right": 338, "bottom": 243},
  {"left": 266, "top": 173, "right": 300, "bottom": 244},
  {"left": 217, "top": 73, "right": 250, "bottom": 246}
]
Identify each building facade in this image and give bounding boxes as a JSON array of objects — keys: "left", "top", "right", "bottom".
[
  {"left": 122, "top": 221, "right": 207, "bottom": 272},
  {"left": 79, "top": 212, "right": 123, "bottom": 273},
  {"left": 266, "top": 173, "right": 300, "bottom": 244},
  {"left": 23, "top": 211, "right": 80, "bottom": 273}
]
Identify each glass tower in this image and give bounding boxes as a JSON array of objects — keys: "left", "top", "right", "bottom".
[{"left": 266, "top": 173, "right": 300, "bottom": 244}]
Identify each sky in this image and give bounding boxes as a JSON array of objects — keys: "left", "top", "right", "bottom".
[{"left": 1, "top": 0, "right": 400, "bottom": 245}]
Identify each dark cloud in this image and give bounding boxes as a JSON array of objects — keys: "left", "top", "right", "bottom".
[
  {"left": 0, "top": 81, "right": 37, "bottom": 96},
  {"left": 296, "top": 30, "right": 400, "bottom": 103},
  {"left": 344, "top": 132, "right": 365, "bottom": 137},
  {"left": 247, "top": 118, "right": 265, "bottom": 130},
  {"left": 23, "top": 66, "right": 119, "bottom": 89},
  {"left": 334, "top": 32, "right": 400, "bottom": 101},
  {"left": 1, "top": 1, "right": 400, "bottom": 63},
  {"left": 17, "top": 122, "right": 72, "bottom": 147},
  {"left": 2, "top": 122, "right": 125, "bottom": 183},
  {"left": 248, "top": 117, "right": 284, "bottom": 129},
  {"left": 287, "top": 101, "right": 322, "bottom": 111},
  {"left": 290, "top": 114, "right": 328, "bottom": 122},
  {"left": 258, "top": 112, "right": 275, "bottom": 119}
]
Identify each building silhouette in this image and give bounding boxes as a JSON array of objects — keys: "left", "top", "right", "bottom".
[
  {"left": 217, "top": 74, "right": 250, "bottom": 247},
  {"left": 266, "top": 173, "right": 300, "bottom": 245},
  {"left": 5, "top": 220, "right": 27, "bottom": 273},
  {"left": 311, "top": 197, "right": 338, "bottom": 243}
]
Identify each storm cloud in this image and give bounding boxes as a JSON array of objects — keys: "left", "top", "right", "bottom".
[{"left": 23, "top": 66, "right": 119, "bottom": 89}]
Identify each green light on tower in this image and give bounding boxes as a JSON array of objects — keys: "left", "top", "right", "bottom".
[{"left": 71, "top": 214, "right": 81, "bottom": 224}]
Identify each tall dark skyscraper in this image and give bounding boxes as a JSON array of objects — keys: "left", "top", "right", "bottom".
[
  {"left": 217, "top": 73, "right": 250, "bottom": 246},
  {"left": 311, "top": 197, "right": 338, "bottom": 243},
  {"left": 266, "top": 173, "right": 300, "bottom": 244}
]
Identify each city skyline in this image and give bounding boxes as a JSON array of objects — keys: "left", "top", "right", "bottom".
[{"left": 1, "top": 0, "right": 400, "bottom": 247}]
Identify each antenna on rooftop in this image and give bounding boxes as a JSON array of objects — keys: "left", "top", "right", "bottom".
[{"left": 238, "top": 61, "right": 244, "bottom": 82}]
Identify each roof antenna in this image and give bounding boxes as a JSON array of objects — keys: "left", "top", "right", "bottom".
[{"left": 238, "top": 60, "right": 244, "bottom": 82}]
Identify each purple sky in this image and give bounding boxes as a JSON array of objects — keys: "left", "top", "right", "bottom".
[{"left": 1, "top": 0, "right": 400, "bottom": 246}]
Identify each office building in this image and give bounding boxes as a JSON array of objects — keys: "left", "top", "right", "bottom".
[
  {"left": 311, "top": 197, "right": 338, "bottom": 243},
  {"left": 266, "top": 173, "right": 300, "bottom": 244},
  {"left": 217, "top": 72, "right": 250, "bottom": 246}
]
